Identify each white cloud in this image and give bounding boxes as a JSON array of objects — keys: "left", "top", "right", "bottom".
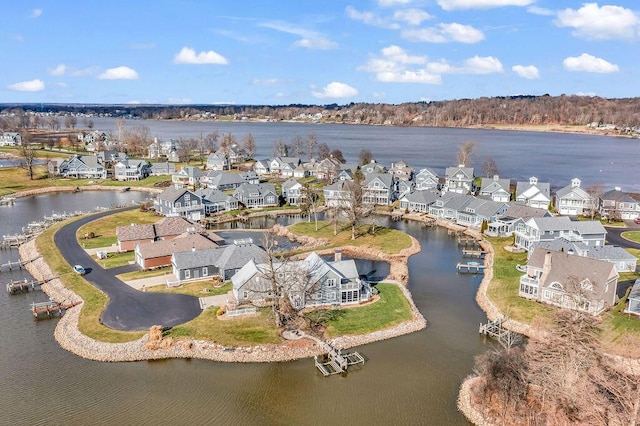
[
  {"left": 378, "top": 0, "right": 412, "bottom": 7},
  {"left": 31, "top": 9, "right": 43, "bottom": 18},
  {"left": 50, "top": 64, "right": 66, "bottom": 76},
  {"left": 527, "top": 6, "right": 554, "bottom": 16},
  {"left": 512, "top": 65, "right": 540, "bottom": 79},
  {"left": 462, "top": 56, "right": 504, "bottom": 74},
  {"left": 346, "top": 6, "right": 399, "bottom": 29},
  {"left": 378, "top": 70, "right": 442, "bottom": 84},
  {"left": 393, "top": 8, "right": 432, "bottom": 26},
  {"left": 98, "top": 66, "right": 139, "bottom": 80},
  {"left": 311, "top": 82, "right": 358, "bottom": 99},
  {"left": 167, "top": 97, "right": 192, "bottom": 104},
  {"left": 260, "top": 21, "right": 337, "bottom": 50},
  {"left": 126, "top": 100, "right": 142, "bottom": 105},
  {"left": 555, "top": 3, "right": 640, "bottom": 40},
  {"left": 402, "top": 23, "right": 485, "bottom": 43},
  {"left": 8, "top": 79, "right": 45, "bottom": 92},
  {"left": 174, "top": 47, "right": 228, "bottom": 64},
  {"left": 437, "top": 0, "right": 533, "bottom": 11},
  {"left": 563, "top": 53, "right": 619, "bottom": 73}
]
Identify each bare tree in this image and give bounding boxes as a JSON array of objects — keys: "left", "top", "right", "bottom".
[
  {"left": 176, "top": 137, "right": 197, "bottom": 163},
  {"left": 272, "top": 138, "right": 288, "bottom": 157},
  {"left": 456, "top": 141, "right": 477, "bottom": 167},
  {"left": 586, "top": 182, "right": 604, "bottom": 219},
  {"left": 306, "top": 132, "right": 317, "bottom": 161},
  {"left": 19, "top": 133, "right": 37, "bottom": 180},
  {"left": 483, "top": 156, "right": 499, "bottom": 178},
  {"left": 330, "top": 149, "right": 346, "bottom": 163},
  {"left": 63, "top": 115, "right": 77, "bottom": 129},
  {"left": 219, "top": 133, "right": 236, "bottom": 169},
  {"left": 335, "top": 175, "right": 373, "bottom": 240},
  {"left": 83, "top": 118, "right": 94, "bottom": 129},
  {"left": 202, "top": 131, "right": 219, "bottom": 154},
  {"left": 300, "top": 183, "right": 320, "bottom": 230},
  {"left": 359, "top": 148, "right": 373, "bottom": 165},
  {"left": 242, "top": 133, "right": 256, "bottom": 159},
  {"left": 291, "top": 135, "right": 305, "bottom": 158},
  {"left": 317, "top": 142, "right": 330, "bottom": 160}
]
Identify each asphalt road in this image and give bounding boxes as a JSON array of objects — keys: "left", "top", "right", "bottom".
[
  {"left": 605, "top": 220, "right": 640, "bottom": 250},
  {"left": 54, "top": 207, "right": 202, "bottom": 331}
]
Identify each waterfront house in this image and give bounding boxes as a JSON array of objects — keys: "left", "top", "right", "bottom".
[
  {"left": 599, "top": 187, "right": 640, "bottom": 220},
  {"left": 233, "top": 183, "right": 278, "bottom": 209},
  {"left": 171, "top": 241, "right": 267, "bottom": 282},
  {"left": 147, "top": 139, "right": 178, "bottom": 159},
  {"left": 270, "top": 157, "right": 301, "bottom": 176},
  {"left": 116, "top": 216, "right": 203, "bottom": 252},
  {"left": 529, "top": 238, "right": 637, "bottom": 273},
  {"left": 519, "top": 249, "right": 618, "bottom": 315},
  {"left": 485, "top": 203, "right": 552, "bottom": 237},
  {"left": 135, "top": 231, "right": 223, "bottom": 270},
  {"left": 316, "top": 157, "right": 342, "bottom": 181},
  {"left": 154, "top": 185, "right": 205, "bottom": 221},
  {"left": 172, "top": 166, "right": 204, "bottom": 187},
  {"left": 455, "top": 198, "right": 509, "bottom": 229},
  {"left": 113, "top": 159, "right": 150, "bottom": 181},
  {"left": 149, "top": 162, "right": 175, "bottom": 176},
  {"left": 399, "top": 190, "right": 440, "bottom": 213},
  {"left": 478, "top": 175, "right": 511, "bottom": 203},
  {"left": 323, "top": 180, "right": 352, "bottom": 208},
  {"left": 515, "top": 176, "right": 551, "bottom": 209},
  {"left": 231, "top": 251, "right": 371, "bottom": 309},
  {"left": 195, "top": 188, "right": 239, "bottom": 214},
  {"left": 253, "top": 159, "right": 271, "bottom": 176},
  {"left": 361, "top": 160, "right": 387, "bottom": 175},
  {"left": 363, "top": 173, "right": 396, "bottom": 206},
  {"left": 554, "top": 178, "right": 594, "bottom": 216},
  {"left": 201, "top": 171, "right": 245, "bottom": 191},
  {"left": 396, "top": 178, "right": 414, "bottom": 200},
  {"left": 389, "top": 160, "right": 413, "bottom": 180},
  {"left": 443, "top": 165, "right": 474, "bottom": 194},
  {"left": 281, "top": 178, "right": 303, "bottom": 205},
  {"left": 414, "top": 168, "right": 440, "bottom": 191},
  {"left": 55, "top": 154, "right": 107, "bottom": 179},
  {"left": 513, "top": 216, "right": 606, "bottom": 251}
]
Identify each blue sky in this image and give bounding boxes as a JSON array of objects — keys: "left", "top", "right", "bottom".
[{"left": 1, "top": 1, "right": 638, "bottom": 105}]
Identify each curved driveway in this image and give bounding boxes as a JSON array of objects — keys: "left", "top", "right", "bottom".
[
  {"left": 55, "top": 207, "right": 202, "bottom": 331},
  {"left": 605, "top": 220, "right": 640, "bottom": 250}
]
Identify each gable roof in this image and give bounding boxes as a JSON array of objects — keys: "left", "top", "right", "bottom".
[
  {"left": 157, "top": 185, "right": 200, "bottom": 203},
  {"left": 137, "top": 232, "right": 222, "bottom": 260},
  {"left": 173, "top": 243, "right": 267, "bottom": 271}
]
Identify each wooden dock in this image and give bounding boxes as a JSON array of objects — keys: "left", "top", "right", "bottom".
[
  {"left": 456, "top": 262, "right": 485, "bottom": 273},
  {"left": 462, "top": 248, "right": 486, "bottom": 258},
  {"left": 305, "top": 334, "right": 365, "bottom": 376},
  {"left": 0, "top": 196, "right": 16, "bottom": 206},
  {"left": 0, "top": 255, "right": 41, "bottom": 273},
  {"left": 457, "top": 236, "right": 478, "bottom": 246},
  {"left": 479, "top": 317, "right": 522, "bottom": 348},
  {"left": 31, "top": 300, "right": 82, "bottom": 319},
  {"left": 6, "top": 275, "right": 57, "bottom": 295}
]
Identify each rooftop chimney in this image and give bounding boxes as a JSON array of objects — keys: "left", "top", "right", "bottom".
[{"left": 334, "top": 249, "right": 342, "bottom": 263}]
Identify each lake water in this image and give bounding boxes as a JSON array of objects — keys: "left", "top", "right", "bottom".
[
  {"left": 0, "top": 191, "right": 486, "bottom": 425},
  {"left": 90, "top": 117, "right": 640, "bottom": 192}
]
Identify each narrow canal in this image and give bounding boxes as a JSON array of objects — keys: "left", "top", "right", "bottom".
[{"left": 0, "top": 192, "right": 489, "bottom": 425}]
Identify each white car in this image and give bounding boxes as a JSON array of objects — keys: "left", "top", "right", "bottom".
[{"left": 73, "top": 264, "right": 86, "bottom": 275}]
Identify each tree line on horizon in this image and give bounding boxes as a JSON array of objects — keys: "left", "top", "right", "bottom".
[{"left": 2, "top": 94, "right": 640, "bottom": 130}]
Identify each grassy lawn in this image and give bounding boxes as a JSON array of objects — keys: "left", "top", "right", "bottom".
[
  {"left": 289, "top": 220, "right": 413, "bottom": 255},
  {"left": 621, "top": 231, "right": 640, "bottom": 244},
  {"left": 77, "top": 209, "right": 159, "bottom": 249},
  {"left": 321, "top": 283, "right": 414, "bottom": 337},
  {"left": 36, "top": 219, "right": 145, "bottom": 343},
  {"left": 485, "top": 237, "right": 555, "bottom": 326},
  {"left": 168, "top": 308, "right": 282, "bottom": 346},
  {"left": 117, "top": 267, "right": 172, "bottom": 281},
  {"left": 96, "top": 251, "right": 135, "bottom": 269},
  {"left": 146, "top": 281, "right": 232, "bottom": 297}
]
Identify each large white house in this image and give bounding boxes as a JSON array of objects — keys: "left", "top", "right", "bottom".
[
  {"left": 554, "top": 178, "right": 594, "bottom": 216},
  {"left": 513, "top": 216, "right": 606, "bottom": 251}
]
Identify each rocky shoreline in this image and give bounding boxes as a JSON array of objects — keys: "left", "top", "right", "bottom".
[
  {"left": 18, "top": 221, "right": 426, "bottom": 363},
  {"left": 12, "top": 185, "right": 162, "bottom": 199}
]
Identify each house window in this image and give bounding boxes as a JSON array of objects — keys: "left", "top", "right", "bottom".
[
  {"left": 326, "top": 278, "right": 336, "bottom": 287},
  {"left": 243, "top": 291, "right": 248, "bottom": 299},
  {"left": 580, "top": 280, "right": 593, "bottom": 291},
  {"left": 184, "top": 269, "right": 190, "bottom": 279},
  {"left": 341, "top": 290, "right": 359, "bottom": 303},
  {"left": 202, "top": 267, "right": 208, "bottom": 277}
]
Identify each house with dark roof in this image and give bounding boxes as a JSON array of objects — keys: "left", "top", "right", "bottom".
[
  {"left": 599, "top": 187, "right": 640, "bottom": 220},
  {"left": 519, "top": 249, "right": 618, "bottom": 315},
  {"left": 154, "top": 185, "right": 204, "bottom": 221},
  {"left": 479, "top": 175, "right": 511, "bottom": 203},
  {"left": 554, "top": 178, "right": 594, "bottom": 216},
  {"left": 444, "top": 165, "right": 474, "bottom": 194},
  {"left": 195, "top": 188, "right": 239, "bottom": 214},
  {"left": 233, "top": 183, "right": 278, "bottom": 208},
  {"left": 513, "top": 216, "right": 606, "bottom": 251},
  {"left": 116, "top": 216, "right": 203, "bottom": 251},
  {"left": 230, "top": 251, "right": 371, "bottom": 309},
  {"left": 201, "top": 171, "right": 245, "bottom": 190},
  {"left": 171, "top": 241, "right": 267, "bottom": 282},
  {"left": 135, "top": 232, "right": 223, "bottom": 270},
  {"left": 515, "top": 176, "right": 551, "bottom": 209}
]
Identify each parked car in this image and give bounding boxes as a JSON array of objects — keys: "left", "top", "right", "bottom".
[
  {"left": 635, "top": 218, "right": 640, "bottom": 224},
  {"left": 73, "top": 264, "right": 86, "bottom": 275}
]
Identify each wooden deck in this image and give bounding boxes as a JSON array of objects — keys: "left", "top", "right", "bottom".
[
  {"left": 456, "top": 262, "right": 485, "bottom": 273},
  {"left": 31, "top": 300, "right": 82, "bottom": 319},
  {"left": 461, "top": 248, "right": 486, "bottom": 258},
  {"left": 0, "top": 255, "right": 42, "bottom": 273},
  {"left": 479, "top": 317, "right": 522, "bottom": 348},
  {"left": 6, "top": 275, "right": 57, "bottom": 295},
  {"left": 304, "top": 333, "right": 365, "bottom": 376}
]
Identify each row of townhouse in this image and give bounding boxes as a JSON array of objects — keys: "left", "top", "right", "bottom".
[{"left": 48, "top": 152, "right": 175, "bottom": 181}]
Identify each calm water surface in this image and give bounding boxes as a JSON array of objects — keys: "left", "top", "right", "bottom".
[
  {"left": 91, "top": 117, "right": 640, "bottom": 192},
  {"left": 0, "top": 192, "right": 486, "bottom": 425}
]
